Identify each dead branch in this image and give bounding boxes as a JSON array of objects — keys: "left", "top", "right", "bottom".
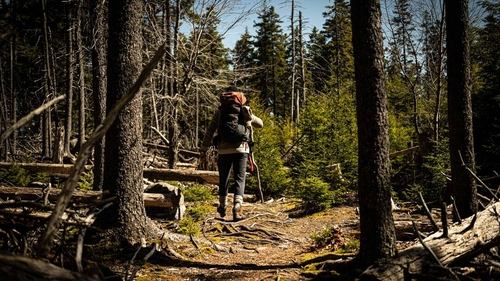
[
  {"left": 0, "top": 95, "right": 66, "bottom": 151},
  {"left": 418, "top": 192, "right": 439, "bottom": 232}
]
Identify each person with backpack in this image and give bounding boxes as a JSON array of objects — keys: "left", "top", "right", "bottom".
[{"left": 200, "top": 87, "right": 263, "bottom": 221}]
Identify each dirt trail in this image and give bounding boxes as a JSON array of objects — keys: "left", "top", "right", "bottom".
[{"left": 137, "top": 200, "right": 359, "bottom": 280}]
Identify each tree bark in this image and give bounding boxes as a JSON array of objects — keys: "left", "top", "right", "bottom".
[
  {"left": 99, "top": 0, "right": 154, "bottom": 245},
  {"left": 351, "top": 0, "right": 396, "bottom": 267},
  {"left": 90, "top": 0, "right": 107, "bottom": 191},
  {"left": 76, "top": 0, "right": 86, "bottom": 152},
  {"left": 64, "top": 1, "right": 74, "bottom": 155},
  {"left": 445, "top": 0, "right": 477, "bottom": 218},
  {"left": 41, "top": 0, "right": 53, "bottom": 160}
]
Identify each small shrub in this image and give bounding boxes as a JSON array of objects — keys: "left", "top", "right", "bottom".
[
  {"left": 183, "top": 184, "right": 215, "bottom": 202},
  {"left": 78, "top": 171, "right": 94, "bottom": 190},
  {"left": 311, "top": 225, "right": 344, "bottom": 249},
  {"left": 0, "top": 166, "right": 31, "bottom": 186},
  {"left": 187, "top": 203, "right": 211, "bottom": 222},
  {"left": 177, "top": 216, "right": 201, "bottom": 236},
  {"left": 338, "top": 239, "right": 359, "bottom": 254},
  {"left": 295, "top": 176, "right": 333, "bottom": 212}
]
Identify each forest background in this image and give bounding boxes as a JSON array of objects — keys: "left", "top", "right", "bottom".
[{"left": 0, "top": 0, "right": 498, "bottom": 212}]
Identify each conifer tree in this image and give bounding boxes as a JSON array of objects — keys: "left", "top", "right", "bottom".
[
  {"left": 253, "top": 5, "right": 287, "bottom": 116},
  {"left": 321, "top": 0, "right": 353, "bottom": 94}
]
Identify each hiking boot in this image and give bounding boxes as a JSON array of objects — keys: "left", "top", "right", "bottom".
[
  {"left": 217, "top": 196, "right": 227, "bottom": 218},
  {"left": 233, "top": 195, "right": 245, "bottom": 221}
]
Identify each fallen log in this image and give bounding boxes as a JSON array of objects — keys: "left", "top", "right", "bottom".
[
  {"left": 0, "top": 186, "right": 179, "bottom": 209},
  {"left": 361, "top": 201, "right": 500, "bottom": 281},
  {"left": 0, "top": 162, "right": 218, "bottom": 184},
  {"left": 142, "top": 167, "right": 218, "bottom": 185},
  {"left": 0, "top": 252, "right": 101, "bottom": 281},
  {"left": 0, "top": 162, "right": 90, "bottom": 175},
  {"left": 143, "top": 142, "right": 201, "bottom": 158}
]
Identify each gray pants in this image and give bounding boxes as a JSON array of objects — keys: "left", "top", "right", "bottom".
[{"left": 218, "top": 153, "right": 248, "bottom": 197}]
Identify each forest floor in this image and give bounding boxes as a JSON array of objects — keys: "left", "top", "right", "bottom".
[
  {"left": 138, "top": 198, "right": 359, "bottom": 281},
  {"left": 129, "top": 196, "right": 424, "bottom": 281}
]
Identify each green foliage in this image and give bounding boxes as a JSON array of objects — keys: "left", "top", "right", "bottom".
[
  {"left": 183, "top": 184, "right": 215, "bottom": 202},
  {"left": 177, "top": 216, "right": 201, "bottom": 236},
  {"left": 0, "top": 166, "right": 31, "bottom": 186},
  {"left": 311, "top": 225, "right": 359, "bottom": 253},
  {"left": 247, "top": 103, "right": 291, "bottom": 197},
  {"left": 0, "top": 166, "right": 49, "bottom": 186},
  {"left": 294, "top": 177, "right": 335, "bottom": 212},
  {"left": 472, "top": 1, "right": 500, "bottom": 175},
  {"left": 295, "top": 91, "right": 357, "bottom": 184},
  {"left": 78, "top": 171, "right": 94, "bottom": 190},
  {"left": 253, "top": 5, "right": 288, "bottom": 116},
  {"left": 186, "top": 203, "right": 212, "bottom": 222}
]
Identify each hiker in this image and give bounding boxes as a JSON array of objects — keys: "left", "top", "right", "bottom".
[{"left": 200, "top": 87, "right": 263, "bottom": 221}]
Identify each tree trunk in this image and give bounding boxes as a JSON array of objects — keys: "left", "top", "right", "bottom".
[
  {"left": 64, "top": 1, "right": 74, "bottom": 156},
  {"left": 299, "top": 11, "right": 306, "bottom": 108},
  {"left": 98, "top": 0, "right": 153, "bottom": 245},
  {"left": 351, "top": 0, "right": 396, "bottom": 267},
  {"left": 76, "top": 0, "right": 85, "bottom": 152},
  {"left": 290, "top": 0, "right": 295, "bottom": 122},
  {"left": 445, "top": 0, "right": 477, "bottom": 218},
  {"left": 9, "top": 2, "right": 16, "bottom": 158},
  {"left": 41, "top": 0, "right": 53, "bottom": 160},
  {"left": 90, "top": 0, "right": 106, "bottom": 191},
  {"left": 167, "top": 0, "right": 181, "bottom": 169}
]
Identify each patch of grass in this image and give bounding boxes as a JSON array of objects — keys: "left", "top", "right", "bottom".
[
  {"left": 337, "top": 238, "right": 359, "bottom": 254},
  {"left": 187, "top": 203, "right": 212, "bottom": 222},
  {"left": 311, "top": 225, "right": 345, "bottom": 250},
  {"left": 177, "top": 216, "right": 201, "bottom": 236},
  {"left": 183, "top": 184, "right": 215, "bottom": 202}
]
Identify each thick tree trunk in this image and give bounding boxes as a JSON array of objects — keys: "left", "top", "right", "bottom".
[
  {"left": 98, "top": 0, "right": 153, "bottom": 245},
  {"left": 351, "top": 0, "right": 396, "bottom": 267},
  {"left": 90, "top": 0, "right": 106, "bottom": 191},
  {"left": 445, "top": 0, "right": 477, "bottom": 218}
]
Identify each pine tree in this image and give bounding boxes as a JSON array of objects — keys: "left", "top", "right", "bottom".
[
  {"left": 253, "top": 5, "right": 287, "bottom": 116},
  {"left": 321, "top": 0, "right": 353, "bottom": 94},
  {"left": 232, "top": 28, "right": 255, "bottom": 87},
  {"left": 306, "top": 27, "right": 328, "bottom": 93},
  {"left": 472, "top": 1, "right": 500, "bottom": 175}
]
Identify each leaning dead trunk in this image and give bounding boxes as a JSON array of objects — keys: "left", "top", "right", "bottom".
[{"left": 362, "top": 201, "right": 500, "bottom": 280}]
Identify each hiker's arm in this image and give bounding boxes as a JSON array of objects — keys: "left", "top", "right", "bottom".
[
  {"left": 242, "top": 106, "right": 263, "bottom": 128},
  {"left": 200, "top": 110, "right": 219, "bottom": 151},
  {"left": 250, "top": 115, "right": 263, "bottom": 128}
]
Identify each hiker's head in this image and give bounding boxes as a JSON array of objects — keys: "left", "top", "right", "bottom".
[{"left": 221, "top": 89, "right": 247, "bottom": 106}]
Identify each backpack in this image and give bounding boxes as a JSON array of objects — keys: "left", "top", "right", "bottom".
[{"left": 217, "top": 92, "right": 248, "bottom": 144}]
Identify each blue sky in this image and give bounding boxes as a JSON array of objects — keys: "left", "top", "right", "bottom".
[{"left": 219, "top": 0, "right": 333, "bottom": 49}]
